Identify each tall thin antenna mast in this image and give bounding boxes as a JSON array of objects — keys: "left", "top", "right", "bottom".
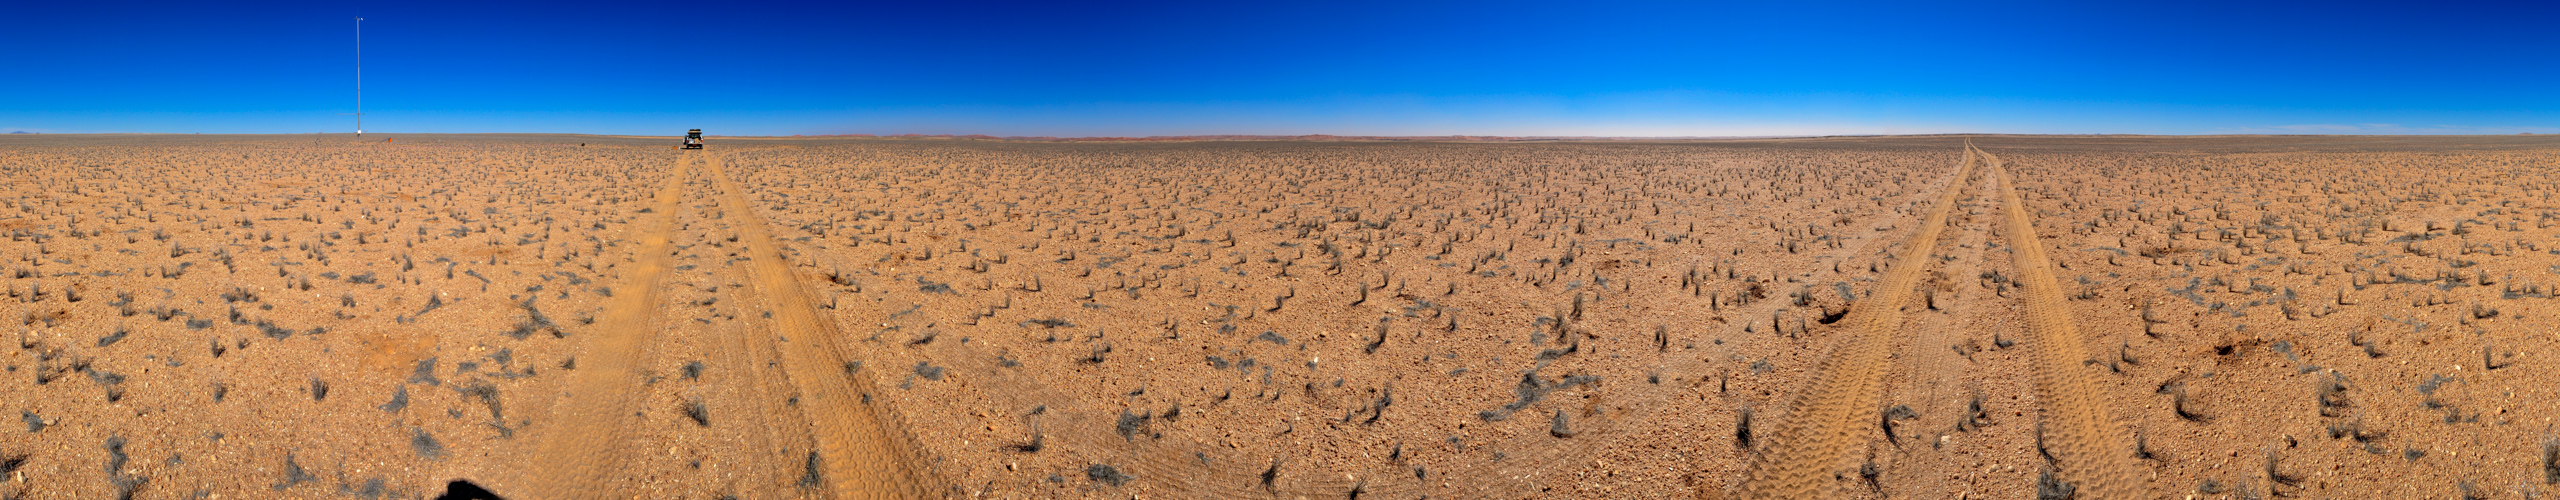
[
  {"left": 355, "top": 17, "right": 363, "bottom": 136},
  {"left": 340, "top": 18, "right": 365, "bottom": 136}
]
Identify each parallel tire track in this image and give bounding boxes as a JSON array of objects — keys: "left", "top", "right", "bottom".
[
  {"left": 705, "top": 154, "right": 940, "bottom": 498},
  {"left": 701, "top": 221, "right": 810, "bottom": 496},
  {"left": 1741, "top": 146, "right": 1979, "bottom": 498},
  {"left": 530, "top": 154, "right": 695, "bottom": 498},
  {"left": 1981, "top": 147, "right": 2142, "bottom": 498},
  {"left": 1873, "top": 160, "right": 2005, "bottom": 498}
]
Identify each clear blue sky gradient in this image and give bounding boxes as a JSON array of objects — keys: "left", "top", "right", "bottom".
[{"left": 4, "top": 1, "right": 2553, "bottom": 136}]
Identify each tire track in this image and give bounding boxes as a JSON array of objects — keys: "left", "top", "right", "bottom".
[
  {"left": 688, "top": 202, "right": 812, "bottom": 496},
  {"left": 1662, "top": 147, "right": 1991, "bottom": 495},
  {"left": 1871, "top": 157, "right": 2008, "bottom": 498},
  {"left": 1742, "top": 145, "right": 1980, "bottom": 498},
  {"left": 704, "top": 154, "right": 941, "bottom": 498},
  {"left": 1980, "top": 146, "right": 2142, "bottom": 498},
  {"left": 902, "top": 151, "right": 1980, "bottom": 498},
  {"left": 528, "top": 153, "right": 696, "bottom": 498}
]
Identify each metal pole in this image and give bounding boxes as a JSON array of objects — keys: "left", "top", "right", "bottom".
[{"left": 356, "top": 17, "right": 363, "bottom": 136}]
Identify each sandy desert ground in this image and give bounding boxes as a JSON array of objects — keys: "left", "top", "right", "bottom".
[{"left": 2, "top": 133, "right": 2557, "bottom": 499}]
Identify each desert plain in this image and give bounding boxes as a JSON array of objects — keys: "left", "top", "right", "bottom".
[{"left": 2, "top": 133, "right": 2559, "bottom": 498}]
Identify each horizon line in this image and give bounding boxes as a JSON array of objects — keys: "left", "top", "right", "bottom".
[{"left": 4, "top": 131, "right": 2545, "bottom": 142}]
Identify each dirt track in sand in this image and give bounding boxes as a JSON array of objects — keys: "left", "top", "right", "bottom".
[
  {"left": 702, "top": 155, "right": 938, "bottom": 498},
  {"left": 1984, "top": 146, "right": 2137, "bottom": 499},
  {"left": 6, "top": 133, "right": 2560, "bottom": 498},
  {"left": 523, "top": 153, "right": 691, "bottom": 497},
  {"left": 1745, "top": 144, "right": 2143, "bottom": 499},
  {"left": 523, "top": 152, "right": 935, "bottom": 498},
  {"left": 1741, "top": 142, "right": 1978, "bottom": 498}
]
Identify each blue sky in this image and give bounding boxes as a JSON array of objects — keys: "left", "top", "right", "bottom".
[{"left": 3, "top": 1, "right": 2552, "bottom": 136}]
